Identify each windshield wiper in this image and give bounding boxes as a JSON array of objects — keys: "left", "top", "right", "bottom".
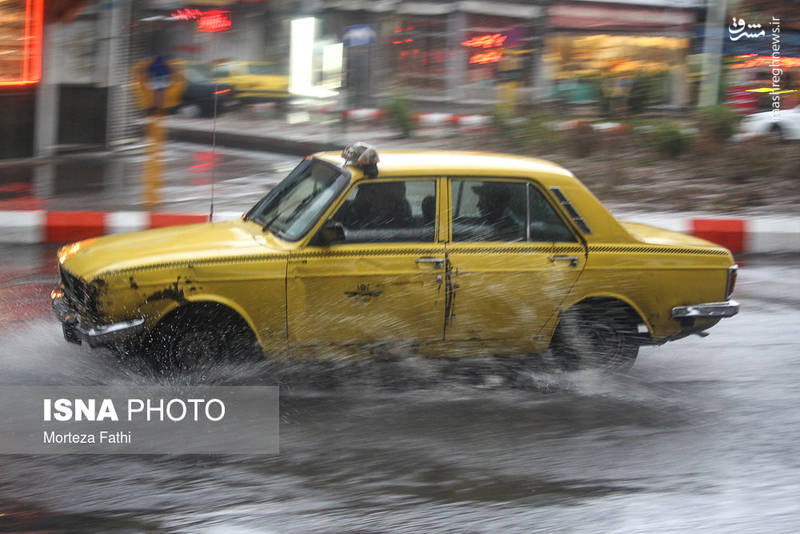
[
  {"left": 261, "top": 211, "right": 281, "bottom": 233},
  {"left": 262, "top": 194, "right": 316, "bottom": 234}
]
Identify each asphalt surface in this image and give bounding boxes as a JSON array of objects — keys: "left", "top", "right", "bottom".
[
  {"left": 0, "top": 244, "right": 798, "bottom": 533},
  {"left": 0, "top": 143, "right": 298, "bottom": 213}
]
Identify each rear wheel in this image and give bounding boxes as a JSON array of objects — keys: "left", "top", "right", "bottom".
[
  {"left": 146, "top": 304, "right": 261, "bottom": 375},
  {"left": 770, "top": 123, "right": 785, "bottom": 142},
  {"left": 176, "top": 103, "right": 202, "bottom": 118},
  {"left": 551, "top": 302, "right": 640, "bottom": 372}
]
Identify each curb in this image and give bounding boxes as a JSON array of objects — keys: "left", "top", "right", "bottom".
[
  {"left": 0, "top": 210, "right": 798, "bottom": 254},
  {"left": 341, "top": 109, "right": 492, "bottom": 128},
  {"left": 167, "top": 127, "right": 341, "bottom": 156},
  {"left": 613, "top": 213, "right": 800, "bottom": 255},
  {"left": 0, "top": 210, "right": 242, "bottom": 245}
]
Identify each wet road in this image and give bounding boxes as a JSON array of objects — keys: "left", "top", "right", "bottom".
[
  {"left": 0, "top": 247, "right": 799, "bottom": 533},
  {"left": 0, "top": 143, "right": 298, "bottom": 213}
]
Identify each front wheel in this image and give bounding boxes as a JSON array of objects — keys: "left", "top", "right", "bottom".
[
  {"left": 551, "top": 303, "right": 640, "bottom": 372},
  {"left": 145, "top": 305, "right": 261, "bottom": 376}
]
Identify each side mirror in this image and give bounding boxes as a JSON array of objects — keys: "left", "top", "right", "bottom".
[{"left": 317, "top": 219, "right": 345, "bottom": 246}]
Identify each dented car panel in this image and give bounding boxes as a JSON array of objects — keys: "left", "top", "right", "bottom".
[
  {"left": 53, "top": 149, "right": 737, "bottom": 362},
  {"left": 55, "top": 220, "right": 288, "bottom": 352}
]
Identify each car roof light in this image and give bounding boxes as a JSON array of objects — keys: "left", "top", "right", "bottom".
[{"left": 341, "top": 142, "right": 379, "bottom": 177}]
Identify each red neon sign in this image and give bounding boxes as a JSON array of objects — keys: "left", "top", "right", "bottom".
[
  {"left": 461, "top": 33, "right": 507, "bottom": 49},
  {"left": 0, "top": 0, "right": 44, "bottom": 88},
  {"left": 461, "top": 32, "right": 507, "bottom": 65},
  {"left": 469, "top": 51, "right": 503, "bottom": 64},
  {"left": 171, "top": 8, "right": 232, "bottom": 33}
]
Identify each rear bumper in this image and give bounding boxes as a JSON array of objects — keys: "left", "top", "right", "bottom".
[
  {"left": 671, "top": 300, "right": 740, "bottom": 319},
  {"left": 52, "top": 293, "right": 145, "bottom": 348}
]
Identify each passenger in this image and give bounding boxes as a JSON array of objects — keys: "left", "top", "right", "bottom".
[
  {"left": 473, "top": 182, "right": 522, "bottom": 241},
  {"left": 422, "top": 195, "right": 436, "bottom": 227}
]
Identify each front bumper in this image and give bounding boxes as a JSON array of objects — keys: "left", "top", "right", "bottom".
[
  {"left": 671, "top": 300, "right": 740, "bottom": 319},
  {"left": 52, "top": 293, "right": 145, "bottom": 348}
]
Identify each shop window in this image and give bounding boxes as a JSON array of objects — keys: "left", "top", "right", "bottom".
[
  {"left": 0, "top": 0, "right": 44, "bottom": 87},
  {"left": 545, "top": 34, "right": 689, "bottom": 105},
  {"left": 391, "top": 18, "right": 448, "bottom": 91}
]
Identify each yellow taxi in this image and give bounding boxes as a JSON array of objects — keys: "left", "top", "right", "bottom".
[
  {"left": 52, "top": 144, "right": 738, "bottom": 371},
  {"left": 210, "top": 61, "right": 290, "bottom": 103}
]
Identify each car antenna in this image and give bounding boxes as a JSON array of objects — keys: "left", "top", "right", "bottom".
[
  {"left": 209, "top": 79, "right": 219, "bottom": 222},
  {"left": 208, "top": 40, "right": 221, "bottom": 223}
]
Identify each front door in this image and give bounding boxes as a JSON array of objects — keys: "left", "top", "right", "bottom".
[
  {"left": 287, "top": 178, "right": 446, "bottom": 348},
  {"left": 444, "top": 178, "right": 586, "bottom": 352}
]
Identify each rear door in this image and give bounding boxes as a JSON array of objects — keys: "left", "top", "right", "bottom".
[{"left": 443, "top": 178, "right": 586, "bottom": 350}]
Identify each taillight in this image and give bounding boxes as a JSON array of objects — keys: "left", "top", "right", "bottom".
[{"left": 726, "top": 264, "right": 738, "bottom": 300}]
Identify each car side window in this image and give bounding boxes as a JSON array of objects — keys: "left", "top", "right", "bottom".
[
  {"left": 212, "top": 65, "right": 229, "bottom": 78},
  {"left": 451, "top": 180, "right": 526, "bottom": 242},
  {"left": 332, "top": 180, "right": 436, "bottom": 243},
  {"left": 529, "top": 187, "right": 576, "bottom": 242}
]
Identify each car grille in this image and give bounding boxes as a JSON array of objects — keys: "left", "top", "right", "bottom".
[{"left": 59, "top": 266, "right": 97, "bottom": 318}]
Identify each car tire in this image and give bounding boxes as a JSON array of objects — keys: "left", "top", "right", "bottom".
[
  {"left": 176, "top": 103, "right": 202, "bottom": 118},
  {"left": 551, "top": 302, "right": 640, "bottom": 372},
  {"left": 770, "top": 123, "right": 785, "bottom": 142},
  {"left": 146, "top": 305, "right": 261, "bottom": 375}
]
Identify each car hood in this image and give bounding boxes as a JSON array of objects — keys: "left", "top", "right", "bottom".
[
  {"left": 60, "top": 220, "right": 284, "bottom": 280},
  {"left": 620, "top": 221, "right": 722, "bottom": 249}
]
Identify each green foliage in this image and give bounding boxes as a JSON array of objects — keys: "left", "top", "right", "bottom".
[
  {"left": 699, "top": 104, "right": 741, "bottom": 143},
  {"left": 524, "top": 115, "right": 564, "bottom": 153},
  {"left": 598, "top": 77, "right": 622, "bottom": 118},
  {"left": 387, "top": 94, "right": 415, "bottom": 138},
  {"left": 626, "top": 77, "right": 649, "bottom": 114},
  {"left": 648, "top": 121, "right": 694, "bottom": 158},
  {"left": 491, "top": 104, "right": 514, "bottom": 136}
]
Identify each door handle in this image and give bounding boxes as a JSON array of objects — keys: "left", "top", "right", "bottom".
[
  {"left": 416, "top": 257, "right": 444, "bottom": 268},
  {"left": 550, "top": 255, "right": 579, "bottom": 267}
]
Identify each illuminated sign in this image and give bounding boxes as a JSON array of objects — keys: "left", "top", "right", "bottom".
[
  {"left": 730, "top": 55, "right": 800, "bottom": 69},
  {"left": 461, "top": 33, "right": 508, "bottom": 49},
  {"left": 170, "top": 8, "right": 232, "bottom": 33},
  {"left": 0, "top": 0, "right": 44, "bottom": 88},
  {"left": 470, "top": 51, "right": 503, "bottom": 64},
  {"left": 462, "top": 33, "right": 507, "bottom": 65}
]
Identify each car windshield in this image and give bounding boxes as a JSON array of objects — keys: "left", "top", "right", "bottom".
[
  {"left": 248, "top": 64, "right": 275, "bottom": 75},
  {"left": 245, "top": 159, "right": 348, "bottom": 241}
]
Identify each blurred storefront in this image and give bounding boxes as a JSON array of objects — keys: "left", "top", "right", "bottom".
[
  {"left": 0, "top": 0, "right": 44, "bottom": 158},
  {"left": 544, "top": 1, "right": 695, "bottom": 109},
  {"left": 313, "top": 1, "right": 542, "bottom": 106},
  {"left": 0, "top": 0, "right": 295, "bottom": 159},
  {"left": 0, "top": 0, "right": 138, "bottom": 158},
  {"left": 312, "top": 0, "right": 700, "bottom": 109}
]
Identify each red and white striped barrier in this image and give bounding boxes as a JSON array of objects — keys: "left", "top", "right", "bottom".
[
  {"left": 0, "top": 211, "right": 242, "bottom": 244},
  {"left": 615, "top": 213, "right": 800, "bottom": 255},
  {"left": 340, "top": 109, "right": 490, "bottom": 128},
  {"left": 0, "top": 210, "right": 797, "bottom": 254}
]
